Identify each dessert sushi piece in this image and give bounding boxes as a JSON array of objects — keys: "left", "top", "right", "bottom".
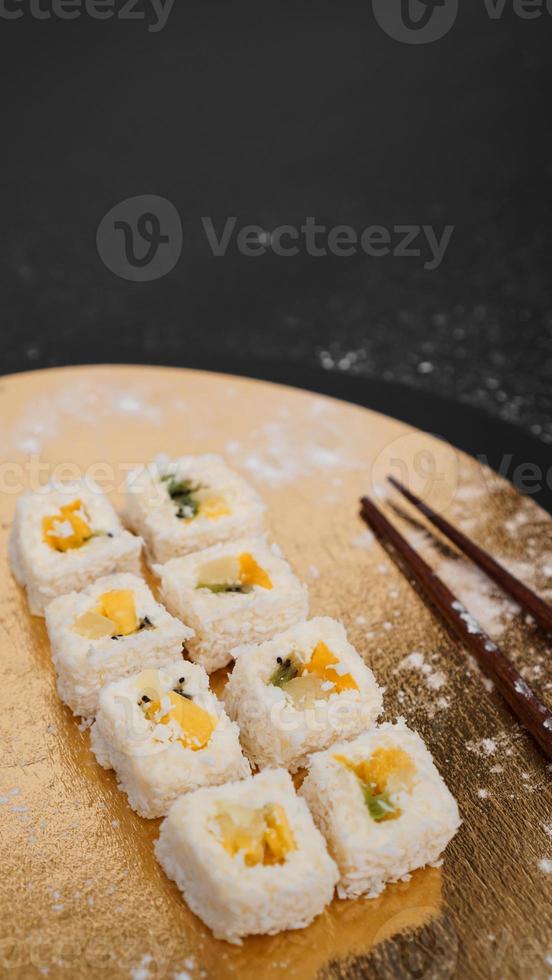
[
  {"left": 9, "top": 479, "right": 143, "bottom": 615},
  {"left": 155, "top": 767, "right": 338, "bottom": 944},
  {"left": 124, "top": 454, "right": 266, "bottom": 564},
  {"left": 90, "top": 661, "right": 250, "bottom": 817},
  {"left": 45, "top": 572, "right": 193, "bottom": 717},
  {"left": 155, "top": 537, "right": 308, "bottom": 673},
  {"left": 224, "top": 617, "right": 383, "bottom": 772},
  {"left": 300, "top": 720, "right": 461, "bottom": 899}
]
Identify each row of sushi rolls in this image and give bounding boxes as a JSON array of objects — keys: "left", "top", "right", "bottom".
[{"left": 9, "top": 454, "right": 461, "bottom": 945}]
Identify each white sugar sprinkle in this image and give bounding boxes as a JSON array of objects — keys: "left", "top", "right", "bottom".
[
  {"left": 538, "top": 858, "right": 552, "bottom": 874},
  {"left": 352, "top": 530, "right": 374, "bottom": 550}
]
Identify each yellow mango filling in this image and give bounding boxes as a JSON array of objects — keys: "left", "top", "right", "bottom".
[
  {"left": 74, "top": 590, "right": 140, "bottom": 639},
  {"left": 303, "top": 641, "right": 358, "bottom": 692},
  {"left": 215, "top": 803, "right": 296, "bottom": 866},
  {"left": 42, "top": 499, "right": 92, "bottom": 552},
  {"left": 145, "top": 691, "right": 216, "bottom": 750},
  {"left": 238, "top": 552, "right": 272, "bottom": 589},
  {"left": 335, "top": 747, "right": 416, "bottom": 822},
  {"left": 197, "top": 552, "right": 272, "bottom": 592}
]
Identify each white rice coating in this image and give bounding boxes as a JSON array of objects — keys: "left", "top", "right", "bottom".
[
  {"left": 45, "top": 573, "right": 193, "bottom": 717},
  {"left": 155, "top": 768, "right": 339, "bottom": 944},
  {"left": 224, "top": 617, "right": 384, "bottom": 772},
  {"left": 9, "top": 479, "right": 143, "bottom": 615},
  {"left": 124, "top": 453, "right": 266, "bottom": 564},
  {"left": 90, "top": 661, "right": 250, "bottom": 818},
  {"left": 300, "top": 720, "right": 461, "bottom": 899},
  {"left": 155, "top": 537, "right": 308, "bottom": 673}
]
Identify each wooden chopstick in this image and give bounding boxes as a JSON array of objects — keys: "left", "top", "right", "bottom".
[
  {"left": 360, "top": 495, "right": 552, "bottom": 761},
  {"left": 387, "top": 476, "right": 552, "bottom": 635}
]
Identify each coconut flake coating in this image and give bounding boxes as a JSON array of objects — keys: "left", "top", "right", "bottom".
[
  {"left": 300, "top": 720, "right": 461, "bottom": 899},
  {"left": 155, "top": 768, "right": 338, "bottom": 944}
]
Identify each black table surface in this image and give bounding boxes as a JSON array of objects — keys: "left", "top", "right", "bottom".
[{"left": 1, "top": 1, "right": 551, "bottom": 511}]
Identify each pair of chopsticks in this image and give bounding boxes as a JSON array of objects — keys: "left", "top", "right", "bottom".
[{"left": 360, "top": 479, "right": 552, "bottom": 761}]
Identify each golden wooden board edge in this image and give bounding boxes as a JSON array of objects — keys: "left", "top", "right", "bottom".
[{"left": 0, "top": 365, "right": 551, "bottom": 979}]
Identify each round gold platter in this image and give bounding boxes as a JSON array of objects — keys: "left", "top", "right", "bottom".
[{"left": 0, "top": 365, "right": 550, "bottom": 979}]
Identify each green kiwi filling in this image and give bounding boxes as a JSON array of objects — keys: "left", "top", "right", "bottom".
[
  {"left": 269, "top": 655, "right": 300, "bottom": 688},
  {"left": 161, "top": 474, "right": 203, "bottom": 519}
]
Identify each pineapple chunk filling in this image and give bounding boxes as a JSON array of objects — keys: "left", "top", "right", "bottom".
[
  {"left": 74, "top": 590, "right": 144, "bottom": 639},
  {"left": 161, "top": 474, "right": 230, "bottom": 522},
  {"left": 215, "top": 803, "right": 296, "bottom": 866},
  {"left": 196, "top": 552, "right": 272, "bottom": 593},
  {"left": 144, "top": 690, "right": 216, "bottom": 750},
  {"left": 198, "top": 497, "right": 231, "bottom": 520},
  {"left": 42, "top": 499, "right": 93, "bottom": 552},
  {"left": 268, "top": 641, "right": 358, "bottom": 702},
  {"left": 335, "top": 747, "right": 416, "bottom": 822}
]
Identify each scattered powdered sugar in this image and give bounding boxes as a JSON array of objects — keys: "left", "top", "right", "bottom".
[
  {"left": 130, "top": 954, "right": 153, "bottom": 980},
  {"left": 238, "top": 413, "right": 365, "bottom": 487},
  {"left": 537, "top": 858, "right": 552, "bottom": 874},
  {"left": 308, "top": 564, "right": 320, "bottom": 579},
  {"left": 352, "top": 530, "right": 374, "bottom": 550},
  {"left": 477, "top": 788, "right": 489, "bottom": 799},
  {"left": 174, "top": 957, "right": 197, "bottom": 980},
  {"left": 355, "top": 615, "right": 367, "bottom": 625},
  {"left": 395, "top": 652, "right": 448, "bottom": 692},
  {"left": 455, "top": 483, "right": 486, "bottom": 502},
  {"left": 426, "top": 670, "right": 447, "bottom": 691},
  {"left": 514, "top": 679, "right": 532, "bottom": 699},
  {"left": 451, "top": 600, "right": 482, "bottom": 635},
  {"left": 7, "top": 381, "right": 164, "bottom": 455},
  {"left": 466, "top": 738, "right": 498, "bottom": 757},
  {"left": 438, "top": 559, "right": 518, "bottom": 637}
]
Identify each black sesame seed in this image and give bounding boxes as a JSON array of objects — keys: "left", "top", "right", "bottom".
[
  {"left": 178, "top": 677, "right": 185, "bottom": 684},
  {"left": 276, "top": 657, "right": 282, "bottom": 664},
  {"left": 141, "top": 695, "right": 151, "bottom": 703}
]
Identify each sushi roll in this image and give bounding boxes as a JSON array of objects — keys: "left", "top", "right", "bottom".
[
  {"left": 45, "top": 573, "right": 193, "bottom": 717},
  {"left": 90, "top": 661, "right": 250, "bottom": 818},
  {"left": 9, "top": 479, "right": 143, "bottom": 616},
  {"left": 155, "top": 537, "right": 308, "bottom": 673},
  {"left": 155, "top": 767, "right": 339, "bottom": 944},
  {"left": 124, "top": 454, "right": 266, "bottom": 564},
  {"left": 224, "top": 617, "right": 384, "bottom": 772},
  {"left": 300, "top": 720, "right": 461, "bottom": 900}
]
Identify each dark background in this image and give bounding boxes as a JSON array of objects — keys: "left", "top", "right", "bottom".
[{"left": 1, "top": 1, "right": 551, "bottom": 510}]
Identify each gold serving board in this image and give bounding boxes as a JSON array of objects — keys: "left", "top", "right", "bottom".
[{"left": 0, "top": 365, "right": 550, "bottom": 979}]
